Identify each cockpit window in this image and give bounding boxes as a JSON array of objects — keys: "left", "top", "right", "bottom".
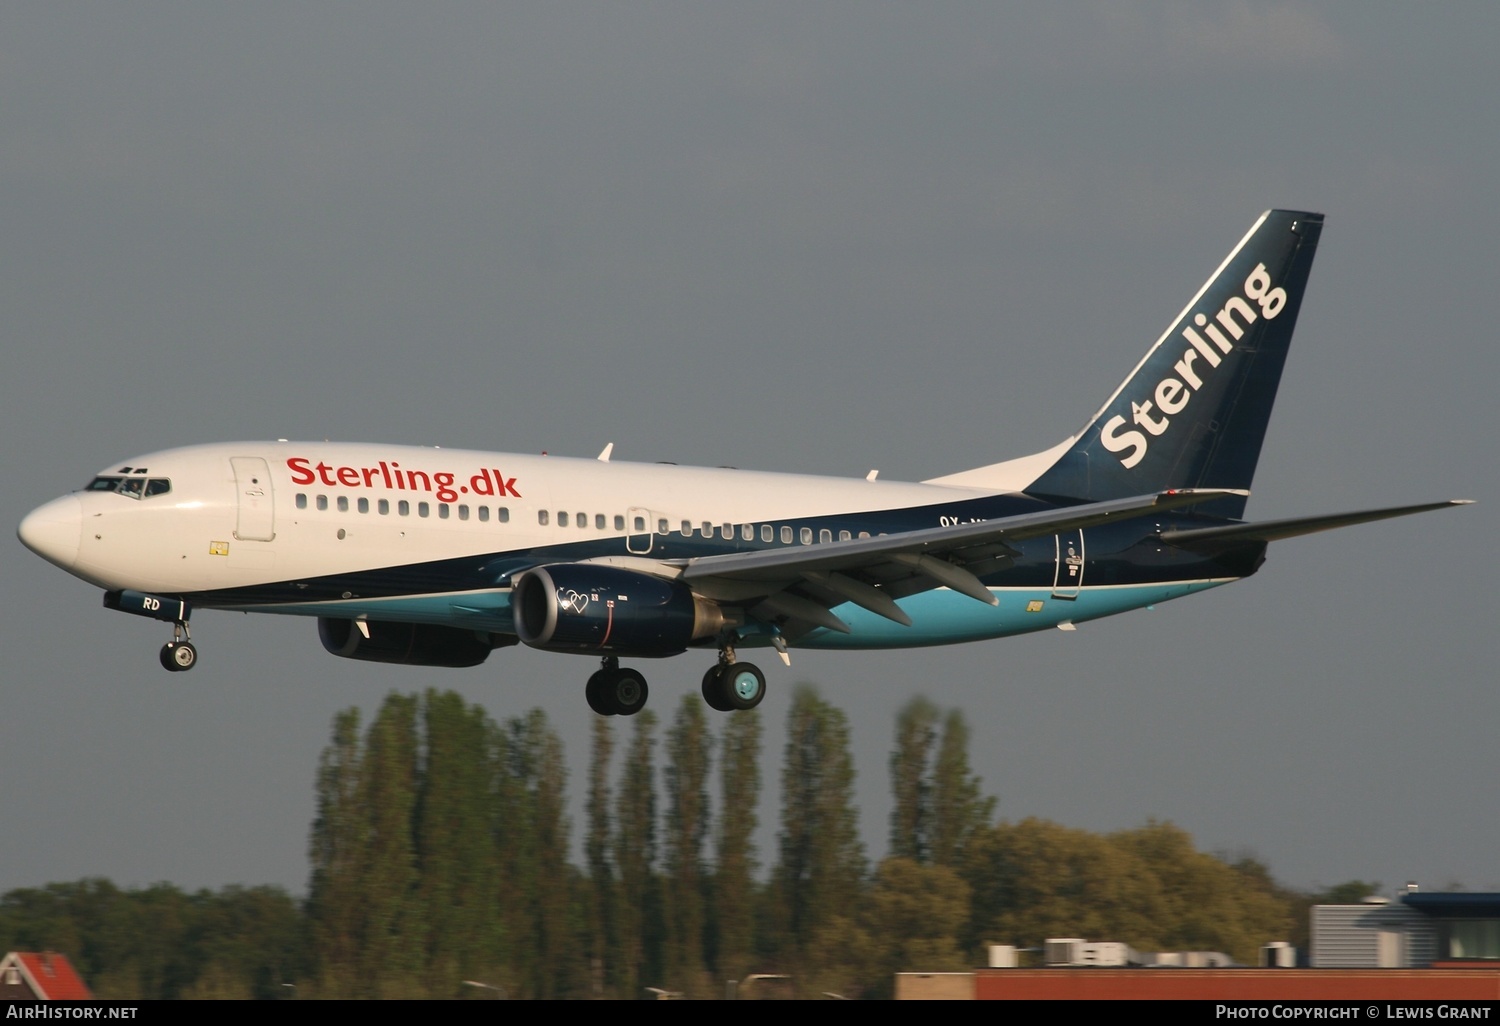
[{"left": 85, "top": 475, "right": 171, "bottom": 499}]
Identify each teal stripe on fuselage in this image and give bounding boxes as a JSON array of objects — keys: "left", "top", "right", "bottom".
[
  {"left": 787, "top": 579, "right": 1233, "bottom": 649},
  {"left": 225, "top": 579, "right": 1233, "bottom": 651}
]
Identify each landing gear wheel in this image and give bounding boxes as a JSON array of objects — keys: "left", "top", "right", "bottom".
[
  {"left": 723, "top": 662, "right": 765, "bottom": 711},
  {"left": 160, "top": 641, "right": 198, "bottom": 673},
  {"left": 610, "top": 668, "right": 649, "bottom": 717},
  {"left": 585, "top": 670, "right": 616, "bottom": 716},
  {"left": 702, "top": 665, "right": 733, "bottom": 712},
  {"left": 584, "top": 664, "right": 649, "bottom": 716}
]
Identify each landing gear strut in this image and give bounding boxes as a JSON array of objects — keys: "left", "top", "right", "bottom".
[
  {"left": 159, "top": 621, "right": 197, "bottom": 673},
  {"left": 585, "top": 656, "right": 649, "bottom": 716},
  {"left": 700, "top": 638, "right": 766, "bottom": 712}
]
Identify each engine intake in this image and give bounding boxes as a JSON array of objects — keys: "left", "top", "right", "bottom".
[
  {"left": 317, "top": 617, "right": 504, "bottom": 668},
  {"left": 513, "top": 564, "right": 725, "bottom": 656}
]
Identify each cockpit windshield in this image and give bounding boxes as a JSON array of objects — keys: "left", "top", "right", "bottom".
[{"left": 86, "top": 475, "right": 171, "bottom": 499}]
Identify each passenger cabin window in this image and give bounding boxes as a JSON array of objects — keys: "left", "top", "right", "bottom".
[
  {"left": 337, "top": 496, "right": 349, "bottom": 512},
  {"left": 358, "top": 497, "right": 370, "bottom": 514},
  {"left": 761, "top": 524, "right": 773, "bottom": 543},
  {"left": 598, "top": 514, "right": 608, "bottom": 530},
  {"left": 316, "top": 495, "right": 328, "bottom": 511},
  {"left": 781, "top": 526, "right": 793, "bottom": 544},
  {"left": 418, "top": 502, "right": 430, "bottom": 518},
  {"left": 577, "top": 512, "right": 587, "bottom": 530},
  {"left": 458, "top": 505, "right": 469, "bottom": 521},
  {"left": 499, "top": 507, "right": 510, "bottom": 523},
  {"left": 399, "top": 500, "right": 410, "bottom": 516},
  {"left": 557, "top": 511, "right": 569, "bottom": 527},
  {"left": 296, "top": 494, "right": 308, "bottom": 510},
  {"left": 478, "top": 506, "right": 490, "bottom": 522},
  {"left": 800, "top": 527, "right": 813, "bottom": 545},
  {"left": 820, "top": 529, "right": 832, "bottom": 544},
  {"left": 438, "top": 503, "right": 450, "bottom": 519},
  {"left": 379, "top": 499, "right": 390, "bottom": 515},
  {"left": 538, "top": 510, "right": 549, "bottom": 526},
  {"left": 658, "top": 518, "right": 669, "bottom": 534}
]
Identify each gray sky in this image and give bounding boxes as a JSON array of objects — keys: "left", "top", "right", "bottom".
[{"left": 3, "top": 3, "right": 1496, "bottom": 904}]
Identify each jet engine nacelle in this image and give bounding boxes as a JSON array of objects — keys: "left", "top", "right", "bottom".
[
  {"left": 513, "top": 564, "right": 726, "bottom": 656},
  {"left": 317, "top": 617, "right": 503, "bottom": 668}
]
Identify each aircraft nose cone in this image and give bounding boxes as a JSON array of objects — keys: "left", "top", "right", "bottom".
[{"left": 18, "top": 495, "right": 82, "bottom": 570}]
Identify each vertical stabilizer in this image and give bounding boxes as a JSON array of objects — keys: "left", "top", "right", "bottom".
[{"left": 930, "top": 210, "right": 1323, "bottom": 519}]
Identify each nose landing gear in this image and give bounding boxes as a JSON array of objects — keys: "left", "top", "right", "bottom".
[{"left": 159, "top": 621, "right": 197, "bottom": 673}]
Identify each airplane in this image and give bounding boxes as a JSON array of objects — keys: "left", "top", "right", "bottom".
[{"left": 18, "top": 209, "right": 1470, "bottom": 717}]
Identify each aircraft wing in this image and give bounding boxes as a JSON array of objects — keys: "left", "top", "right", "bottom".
[
  {"left": 1157, "top": 500, "right": 1473, "bottom": 548},
  {"left": 680, "top": 488, "right": 1246, "bottom": 636}
]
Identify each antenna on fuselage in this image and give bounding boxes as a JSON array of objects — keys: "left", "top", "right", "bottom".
[{"left": 597, "top": 443, "right": 614, "bottom": 462}]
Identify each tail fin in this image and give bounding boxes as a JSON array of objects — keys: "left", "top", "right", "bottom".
[{"left": 929, "top": 210, "right": 1324, "bottom": 519}]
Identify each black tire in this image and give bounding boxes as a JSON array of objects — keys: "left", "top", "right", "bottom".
[
  {"left": 585, "top": 670, "right": 616, "bottom": 716},
  {"left": 723, "top": 662, "right": 766, "bottom": 711},
  {"left": 159, "top": 643, "right": 181, "bottom": 672},
  {"left": 701, "top": 664, "right": 733, "bottom": 712},
  {"left": 612, "top": 668, "right": 649, "bottom": 716}
]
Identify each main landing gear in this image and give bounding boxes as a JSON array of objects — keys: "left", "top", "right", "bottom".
[
  {"left": 701, "top": 638, "right": 767, "bottom": 713},
  {"left": 585, "top": 657, "right": 649, "bottom": 716},
  {"left": 158, "top": 620, "right": 198, "bottom": 673},
  {"left": 581, "top": 644, "right": 768, "bottom": 717}
]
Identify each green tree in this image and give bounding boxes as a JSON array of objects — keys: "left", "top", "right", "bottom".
[
  {"left": 1112, "top": 821, "right": 1292, "bottom": 961},
  {"left": 0, "top": 881, "right": 306, "bottom": 1000},
  {"left": 492, "top": 708, "right": 576, "bottom": 998},
  {"left": 306, "top": 708, "right": 364, "bottom": 995},
  {"left": 773, "top": 685, "right": 866, "bottom": 983},
  {"left": 585, "top": 714, "right": 616, "bottom": 997},
  {"left": 526, "top": 709, "right": 573, "bottom": 998},
  {"left": 615, "top": 710, "right": 661, "bottom": 997},
  {"left": 890, "top": 697, "right": 939, "bottom": 862},
  {"left": 355, "top": 693, "right": 424, "bottom": 997},
  {"left": 714, "top": 709, "right": 761, "bottom": 982},
  {"left": 964, "top": 818, "right": 1294, "bottom": 964},
  {"left": 664, "top": 695, "right": 713, "bottom": 994},
  {"left": 414, "top": 691, "right": 501, "bottom": 992},
  {"left": 929, "top": 709, "right": 995, "bottom": 867},
  {"left": 859, "top": 857, "right": 972, "bottom": 996}
]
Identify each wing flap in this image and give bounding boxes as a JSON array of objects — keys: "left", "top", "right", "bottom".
[
  {"left": 683, "top": 488, "right": 1246, "bottom": 584},
  {"left": 682, "top": 488, "right": 1248, "bottom": 636}
]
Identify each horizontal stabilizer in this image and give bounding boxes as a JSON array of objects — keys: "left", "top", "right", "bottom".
[{"left": 1158, "top": 500, "right": 1472, "bottom": 548}]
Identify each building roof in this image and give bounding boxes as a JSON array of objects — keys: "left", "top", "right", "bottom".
[
  {"left": 1402, "top": 893, "right": 1500, "bottom": 919},
  {"left": 2, "top": 952, "right": 93, "bottom": 1000}
]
